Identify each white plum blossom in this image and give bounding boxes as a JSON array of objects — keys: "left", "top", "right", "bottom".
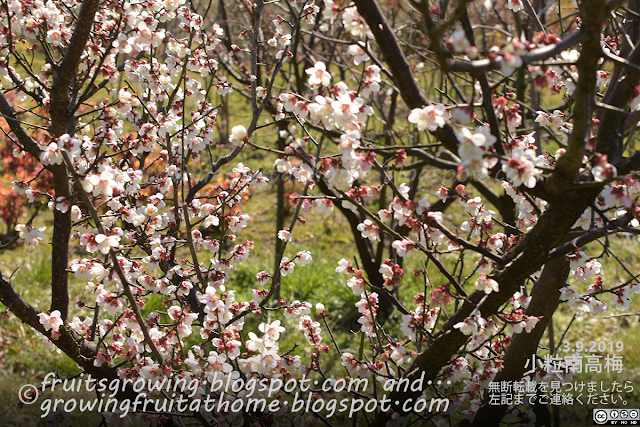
[
  {"left": 456, "top": 126, "right": 498, "bottom": 179},
  {"left": 560, "top": 286, "right": 592, "bottom": 313},
  {"left": 574, "top": 260, "right": 601, "bottom": 281},
  {"left": 348, "top": 44, "right": 370, "bottom": 65},
  {"left": 449, "top": 29, "right": 470, "bottom": 52},
  {"left": 586, "top": 297, "right": 608, "bottom": 314},
  {"left": 305, "top": 62, "right": 331, "bottom": 87},
  {"left": 95, "top": 234, "right": 121, "bottom": 254},
  {"left": 15, "top": 224, "right": 46, "bottom": 246},
  {"left": 96, "top": 291, "right": 124, "bottom": 315},
  {"left": 39, "top": 142, "right": 64, "bottom": 165},
  {"left": 392, "top": 239, "right": 415, "bottom": 257},
  {"left": 362, "top": 65, "right": 381, "bottom": 98},
  {"left": 507, "top": 0, "right": 524, "bottom": 12},
  {"left": 342, "top": 6, "right": 373, "bottom": 39},
  {"left": 335, "top": 258, "right": 352, "bottom": 274},
  {"left": 451, "top": 106, "right": 475, "bottom": 125},
  {"left": 573, "top": 207, "right": 604, "bottom": 230},
  {"left": 315, "top": 199, "right": 334, "bottom": 217},
  {"left": 259, "top": 320, "right": 286, "bottom": 346},
  {"left": 535, "top": 110, "right": 565, "bottom": 127},
  {"left": 501, "top": 148, "right": 545, "bottom": 188},
  {"left": 592, "top": 159, "right": 617, "bottom": 182},
  {"left": 229, "top": 125, "right": 248, "bottom": 145},
  {"left": 347, "top": 276, "right": 366, "bottom": 295},
  {"left": 475, "top": 275, "right": 499, "bottom": 294},
  {"left": 275, "top": 158, "right": 292, "bottom": 173},
  {"left": 38, "top": 310, "right": 63, "bottom": 332},
  {"left": 296, "top": 250, "right": 313, "bottom": 266},
  {"left": 408, "top": 104, "right": 448, "bottom": 132},
  {"left": 284, "top": 301, "right": 312, "bottom": 319},
  {"left": 341, "top": 352, "right": 371, "bottom": 378},
  {"left": 277, "top": 229, "right": 292, "bottom": 242},
  {"left": 454, "top": 311, "right": 487, "bottom": 336},
  {"left": 457, "top": 127, "right": 496, "bottom": 160},
  {"left": 501, "top": 53, "right": 523, "bottom": 77},
  {"left": 356, "top": 219, "right": 380, "bottom": 242},
  {"left": 568, "top": 251, "right": 588, "bottom": 275},
  {"left": 379, "top": 263, "right": 393, "bottom": 279},
  {"left": 280, "top": 257, "right": 295, "bottom": 276},
  {"left": 597, "top": 70, "right": 611, "bottom": 87},
  {"left": 82, "top": 170, "right": 118, "bottom": 198},
  {"left": 390, "top": 345, "right": 412, "bottom": 365},
  {"left": 228, "top": 214, "right": 250, "bottom": 232}
]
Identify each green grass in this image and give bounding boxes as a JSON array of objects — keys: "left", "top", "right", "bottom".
[
  {"left": 0, "top": 224, "right": 96, "bottom": 425},
  {"left": 5, "top": 178, "right": 640, "bottom": 426},
  {"left": 3, "top": 71, "right": 640, "bottom": 423}
]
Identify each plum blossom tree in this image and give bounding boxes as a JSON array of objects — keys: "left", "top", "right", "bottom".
[{"left": 2, "top": 0, "right": 640, "bottom": 426}]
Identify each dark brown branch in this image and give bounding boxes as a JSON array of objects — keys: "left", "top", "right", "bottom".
[
  {"left": 61, "top": 151, "right": 165, "bottom": 365},
  {"left": 596, "top": 0, "right": 640, "bottom": 159},
  {"left": 44, "top": 0, "right": 100, "bottom": 322},
  {"left": 352, "top": 0, "right": 460, "bottom": 153},
  {"left": 49, "top": 0, "right": 100, "bottom": 136},
  {"left": 315, "top": 179, "right": 382, "bottom": 288},
  {"left": 0, "top": 91, "right": 73, "bottom": 320},
  {"left": 0, "top": 269, "right": 125, "bottom": 383},
  {"left": 545, "top": 0, "right": 608, "bottom": 195},
  {"left": 369, "top": 180, "right": 607, "bottom": 426},
  {"left": 547, "top": 215, "right": 634, "bottom": 261},
  {"left": 449, "top": 30, "right": 587, "bottom": 72},
  {"left": 460, "top": 9, "right": 503, "bottom": 155},
  {"left": 0, "top": 93, "right": 42, "bottom": 159},
  {"left": 401, "top": 148, "right": 459, "bottom": 169},
  {"left": 523, "top": 0, "right": 546, "bottom": 35},
  {"left": 467, "top": 259, "right": 570, "bottom": 427}
]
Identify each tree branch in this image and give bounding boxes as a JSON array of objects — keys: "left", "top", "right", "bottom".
[
  {"left": 352, "top": 0, "right": 460, "bottom": 153},
  {"left": 545, "top": 0, "right": 608, "bottom": 195},
  {"left": 0, "top": 269, "right": 127, "bottom": 384},
  {"left": 466, "top": 258, "right": 570, "bottom": 427}
]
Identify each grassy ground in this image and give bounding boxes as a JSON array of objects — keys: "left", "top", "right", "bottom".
[
  {"left": 3, "top": 179, "right": 640, "bottom": 427},
  {"left": 0, "top": 170, "right": 365, "bottom": 425},
  {"left": 1, "top": 56, "right": 639, "bottom": 426},
  {"left": 3, "top": 109, "right": 640, "bottom": 425}
]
